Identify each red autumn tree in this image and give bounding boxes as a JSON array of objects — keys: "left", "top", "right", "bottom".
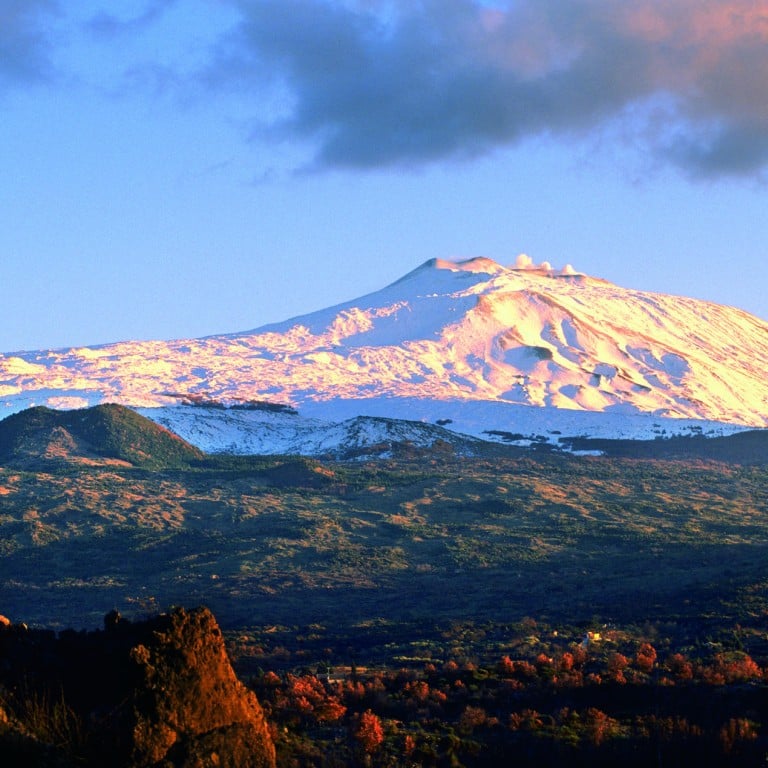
[
  {"left": 666, "top": 653, "right": 693, "bottom": 682},
  {"left": 585, "top": 707, "right": 620, "bottom": 746},
  {"left": 607, "top": 652, "right": 629, "bottom": 684},
  {"left": 634, "top": 642, "right": 657, "bottom": 674},
  {"left": 355, "top": 709, "right": 384, "bottom": 755}
]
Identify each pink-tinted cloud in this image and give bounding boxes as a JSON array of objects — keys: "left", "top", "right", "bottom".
[{"left": 208, "top": 0, "right": 768, "bottom": 177}]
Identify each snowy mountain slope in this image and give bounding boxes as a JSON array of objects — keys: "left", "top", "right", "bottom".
[
  {"left": 137, "top": 399, "right": 747, "bottom": 457},
  {"left": 137, "top": 405, "right": 487, "bottom": 457},
  {"left": 1, "top": 256, "right": 767, "bottom": 455}
]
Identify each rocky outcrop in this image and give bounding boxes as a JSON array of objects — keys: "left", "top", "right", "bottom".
[{"left": 0, "top": 607, "right": 275, "bottom": 768}]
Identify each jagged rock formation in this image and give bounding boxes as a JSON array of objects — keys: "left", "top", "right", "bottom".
[{"left": 0, "top": 607, "right": 275, "bottom": 768}]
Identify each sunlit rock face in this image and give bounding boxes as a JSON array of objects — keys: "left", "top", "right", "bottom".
[
  {"left": 0, "top": 607, "right": 276, "bottom": 768},
  {"left": 2, "top": 256, "right": 768, "bottom": 428}
]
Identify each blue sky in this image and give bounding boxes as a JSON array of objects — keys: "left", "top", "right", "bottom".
[{"left": 2, "top": 0, "right": 768, "bottom": 353}]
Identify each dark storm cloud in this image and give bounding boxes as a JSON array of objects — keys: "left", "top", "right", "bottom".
[
  {"left": 211, "top": 0, "right": 768, "bottom": 178},
  {"left": 0, "top": 0, "right": 58, "bottom": 85}
]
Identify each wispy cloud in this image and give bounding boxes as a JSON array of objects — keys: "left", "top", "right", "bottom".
[
  {"left": 203, "top": 0, "right": 768, "bottom": 178},
  {"left": 0, "top": 0, "right": 59, "bottom": 86},
  {"left": 85, "top": 0, "right": 178, "bottom": 39}
]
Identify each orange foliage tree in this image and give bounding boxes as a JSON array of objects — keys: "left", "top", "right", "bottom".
[
  {"left": 607, "top": 652, "right": 629, "bottom": 684},
  {"left": 634, "top": 643, "right": 657, "bottom": 674},
  {"left": 354, "top": 709, "right": 384, "bottom": 755}
]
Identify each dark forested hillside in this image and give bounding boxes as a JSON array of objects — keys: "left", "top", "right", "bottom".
[{"left": 0, "top": 404, "right": 204, "bottom": 469}]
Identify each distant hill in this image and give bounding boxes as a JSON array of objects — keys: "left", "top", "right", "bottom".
[{"left": 0, "top": 404, "right": 204, "bottom": 469}]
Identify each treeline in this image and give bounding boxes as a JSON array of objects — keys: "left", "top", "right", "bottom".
[{"left": 249, "top": 640, "right": 768, "bottom": 766}]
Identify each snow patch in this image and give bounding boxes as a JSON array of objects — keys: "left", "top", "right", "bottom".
[{"left": 138, "top": 397, "right": 752, "bottom": 457}]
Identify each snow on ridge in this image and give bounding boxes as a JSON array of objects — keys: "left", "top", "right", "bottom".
[
  {"left": 2, "top": 255, "right": 768, "bottom": 431},
  {"left": 135, "top": 403, "right": 481, "bottom": 457},
  {"left": 137, "top": 397, "right": 751, "bottom": 457}
]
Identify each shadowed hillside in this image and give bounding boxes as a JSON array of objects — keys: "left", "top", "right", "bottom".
[{"left": 2, "top": 447, "right": 768, "bottom": 638}]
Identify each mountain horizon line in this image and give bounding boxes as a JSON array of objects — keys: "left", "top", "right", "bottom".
[{"left": 2, "top": 256, "right": 767, "bottom": 430}]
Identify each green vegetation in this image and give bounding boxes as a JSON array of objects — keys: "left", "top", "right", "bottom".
[
  {"left": 0, "top": 404, "right": 204, "bottom": 469},
  {"left": 1, "top": 450, "right": 767, "bottom": 639},
  {"left": 3, "top": 440, "right": 768, "bottom": 764}
]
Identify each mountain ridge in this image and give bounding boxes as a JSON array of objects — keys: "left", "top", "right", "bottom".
[{"left": 1, "top": 258, "right": 767, "bottom": 448}]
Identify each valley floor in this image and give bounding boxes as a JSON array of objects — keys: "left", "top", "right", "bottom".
[{"left": 2, "top": 449, "right": 768, "bottom": 764}]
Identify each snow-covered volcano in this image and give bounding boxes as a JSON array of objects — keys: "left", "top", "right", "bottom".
[{"left": 1, "top": 256, "right": 767, "bottom": 452}]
